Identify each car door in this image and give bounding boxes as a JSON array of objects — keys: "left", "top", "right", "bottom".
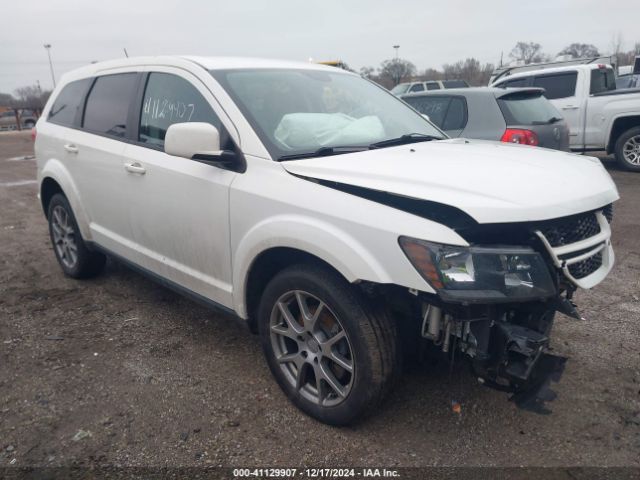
[
  {"left": 531, "top": 71, "right": 583, "bottom": 148},
  {"left": 121, "top": 69, "right": 238, "bottom": 306},
  {"left": 64, "top": 72, "right": 141, "bottom": 258}
]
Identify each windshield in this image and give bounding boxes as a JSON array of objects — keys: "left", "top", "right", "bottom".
[
  {"left": 211, "top": 69, "right": 444, "bottom": 159},
  {"left": 497, "top": 93, "right": 563, "bottom": 126},
  {"left": 390, "top": 83, "right": 410, "bottom": 95}
]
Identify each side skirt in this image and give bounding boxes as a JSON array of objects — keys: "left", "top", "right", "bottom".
[{"left": 88, "top": 242, "right": 242, "bottom": 322}]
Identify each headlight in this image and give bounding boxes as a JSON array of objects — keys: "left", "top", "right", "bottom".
[{"left": 399, "top": 237, "right": 556, "bottom": 302}]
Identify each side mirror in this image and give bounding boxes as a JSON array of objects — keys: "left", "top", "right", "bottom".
[
  {"left": 421, "top": 114, "right": 431, "bottom": 122},
  {"left": 165, "top": 122, "right": 222, "bottom": 159}
]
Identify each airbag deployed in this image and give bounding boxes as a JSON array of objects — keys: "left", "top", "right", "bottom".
[{"left": 274, "top": 113, "right": 385, "bottom": 150}]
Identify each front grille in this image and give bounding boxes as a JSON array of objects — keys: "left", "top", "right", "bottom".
[
  {"left": 568, "top": 251, "right": 603, "bottom": 279},
  {"left": 539, "top": 213, "right": 600, "bottom": 247}
]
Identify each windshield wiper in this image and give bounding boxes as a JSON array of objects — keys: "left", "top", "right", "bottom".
[
  {"left": 369, "top": 133, "right": 443, "bottom": 149},
  {"left": 277, "top": 146, "right": 369, "bottom": 161},
  {"left": 532, "top": 116, "right": 563, "bottom": 125}
]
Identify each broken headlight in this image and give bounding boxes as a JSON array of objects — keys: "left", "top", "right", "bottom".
[{"left": 399, "top": 237, "right": 556, "bottom": 302}]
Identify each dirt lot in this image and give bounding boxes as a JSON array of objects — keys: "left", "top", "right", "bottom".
[{"left": 0, "top": 130, "right": 639, "bottom": 468}]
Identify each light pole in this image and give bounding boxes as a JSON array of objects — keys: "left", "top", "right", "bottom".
[
  {"left": 393, "top": 45, "right": 400, "bottom": 60},
  {"left": 44, "top": 44, "right": 56, "bottom": 88}
]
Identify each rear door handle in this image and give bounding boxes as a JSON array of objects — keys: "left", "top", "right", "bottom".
[
  {"left": 561, "top": 106, "right": 579, "bottom": 110},
  {"left": 64, "top": 144, "right": 79, "bottom": 154},
  {"left": 124, "top": 162, "right": 146, "bottom": 175}
]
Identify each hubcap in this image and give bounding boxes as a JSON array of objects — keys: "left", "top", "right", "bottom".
[
  {"left": 51, "top": 205, "right": 78, "bottom": 269},
  {"left": 623, "top": 135, "right": 640, "bottom": 165},
  {"left": 269, "top": 290, "right": 354, "bottom": 407}
]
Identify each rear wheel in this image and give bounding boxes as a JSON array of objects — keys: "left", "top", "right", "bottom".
[
  {"left": 47, "top": 193, "right": 106, "bottom": 278},
  {"left": 258, "top": 263, "right": 399, "bottom": 425},
  {"left": 614, "top": 126, "right": 640, "bottom": 172}
]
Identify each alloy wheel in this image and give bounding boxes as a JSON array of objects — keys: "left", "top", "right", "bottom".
[
  {"left": 51, "top": 205, "right": 78, "bottom": 269},
  {"left": 623, "top": 135, "right": 640, "bottom": 166},
  {"left": 269, "top": 290, "right": 354, "bottom": 407}
]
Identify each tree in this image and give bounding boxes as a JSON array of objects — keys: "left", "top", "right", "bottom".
[
  {"left": 509, "top": 41, "right": 545, "bottom": 64},
  {"left": 378, "top": 58, "right": 416, "bottom": 86},
  {"left": 13, "top": 85, "right": 50, "bottom": 115},
  {"left": 559, "top": 43, "right": 600, "bottom": 59},
  {"left": 359, "top": 66, "right": 376, "bottom": 79},
  {"left": 440, "top": 58, "right": 495, "bottom": 86}
]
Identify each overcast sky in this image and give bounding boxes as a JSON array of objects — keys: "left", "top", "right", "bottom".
[{"left": 0, "top": 0, "right": 637, "bottom": 92}]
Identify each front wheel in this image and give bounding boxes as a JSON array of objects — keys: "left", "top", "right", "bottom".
[
  {"left": 258, "top": 263, "right": 399, "bottom": 425},
  {"left": 614, "top": 126, "right": 640, "bottom": 172}
]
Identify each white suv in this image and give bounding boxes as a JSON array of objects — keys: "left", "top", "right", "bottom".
[{"left": 36, "top": 56, "right": 618, "bottom": 425}]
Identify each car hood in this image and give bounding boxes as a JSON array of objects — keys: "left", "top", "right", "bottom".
[{"left": 281, "top": 138, "right": 619, "bottom": 224}]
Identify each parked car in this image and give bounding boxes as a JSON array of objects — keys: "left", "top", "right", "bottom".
[
  {"left": 390, "top": 79, "right": 469, "bottom": 95},
  {"left": 401, "top": 87, "right": 570, "bottom": 151},
  {"left": 616, "top": 73, "right": 639, "bottom": 90},
  {"left": 491, "top": 64, "right": 640, "bottom": 171},
  {"left": 0, "top": 109, "right": 37, "bottom": 130},
  {"left": 36, "top": 56, "right": 618, "bottom": 425}
]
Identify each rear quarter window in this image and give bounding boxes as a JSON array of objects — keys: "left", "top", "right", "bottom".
[
  {"left": 532, "top": 72, "right": 577, "bottom": 99},
  {"left": 498, "top": 77, "right": 529, "bottom": 88},
  {"left": 47, "top": 79, "right": 92, "bottom": 127},
  {"left": 590, "top": 68, "right": 616, "bottom": 94},
  {"left": 82, "top": 73, "right": 139, "bottom": 138}
]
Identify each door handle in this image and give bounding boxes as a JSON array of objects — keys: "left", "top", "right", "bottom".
[
  {"left": 64, "top": 144, "right": 79, "bottom": 154},
  {"left": 124, "top": 162, "right": 146, "bottom": 175},
  {"left": 561, "top": 106, "right": 579, "bottom": 110}
]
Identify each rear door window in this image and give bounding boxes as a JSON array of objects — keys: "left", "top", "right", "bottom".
[
  {"left": 426, "top": 82, "right": 441, "bottom": 90},
  {"left": 47, "top": 78, "right": 92, "bottom": 127},
  {"left": 404, "top": 95, "right": 466, "bottom": 130},
  {"left": 138, "top": 72, "right": 222, "bottom": 148},
  {"left": 83, "top": 73, "right": 138, "bottom": 138},
  {"left": 409, "top": 83, "right": 425, "bottom": 92},
  {"left": 590, "top": 68, "right": 616, "bottom": 94},
  {"left": 442, "top": 80, "right": 468, "bottom": 88},
  {"left": 498, "top": 93, "right": 563, "bottom": 125},
  {"left": 499, "top": 77, "right": 529, "bottom": 88},
  {"left": 532, "top": 72, "right": 577, "bottom": 99}
]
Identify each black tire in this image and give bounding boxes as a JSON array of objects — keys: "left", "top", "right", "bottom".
[
  {"left": 614, "top": 126, "right": 640, "bottom": 172},
  {"left": 257, "top": 263, "right": 399, "bottom": 425},
  {"left": 47, "top": 193, "right": 106, "bottom": 278}
]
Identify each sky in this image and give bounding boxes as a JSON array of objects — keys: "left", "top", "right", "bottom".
[{"left": 0, "top": 0, "right": 637, "bottom": 93}]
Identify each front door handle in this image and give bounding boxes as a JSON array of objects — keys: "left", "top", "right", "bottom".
[
  {"left": 64, "top": 144, "right": 79, "bottom": 154},
  {"left": 561, "top": 105, "right": 579, "bottom": 110},
  {"left": 124, "top": 162, "right": 146, "bottom": 175}
]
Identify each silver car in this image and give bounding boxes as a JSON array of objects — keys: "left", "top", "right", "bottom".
[
  {"left": 401, "top": 87, "right": 570, "bottom": 151},
  {"left": 0, "top": 109, "right": 37, "bottom": 130}
]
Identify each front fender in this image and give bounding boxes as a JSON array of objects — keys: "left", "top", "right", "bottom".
[
  {"left": 38, "top": 158, "right": 92, "bottom": 241},
  {"left": 231, "top": 214, "right": 424, "bottom": 318}
]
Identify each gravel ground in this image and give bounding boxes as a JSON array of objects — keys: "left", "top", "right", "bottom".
[{"left": 0, "top": 130, "right": 639, "bottom": 468}]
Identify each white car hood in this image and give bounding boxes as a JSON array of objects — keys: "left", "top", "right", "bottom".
[{"left": 281, "top": 139, "right": 619, "bottom": 224}]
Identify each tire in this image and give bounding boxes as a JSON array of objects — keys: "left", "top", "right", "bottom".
[
  {"left": 257, "top": 263, "right": 399, "bottom": 425},
  {"left": 614, "top": 126, "right": 640, "bottom": 172},
  {"left": 47, "top": 193, "right": 106, "bottom": 278}
]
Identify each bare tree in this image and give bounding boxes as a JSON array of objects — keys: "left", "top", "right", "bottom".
[
  {"left": 359, "top": 66, "right": 376, "bottom": 79},
  {"left": 13, "top": 85, "right": 50, "bottom": 116},
  {"left": 509, "top": 41, "right": 545, "bottom": 64},
  {"left": 378, "top": 58, "right": 416, "bottom": 87},
  {"left": 610, "top": 32, "right": 624, "bottom": 57},
  {"left": 441, "top": 58, "right": 495, "bottom": 86},
  {"left": 558, "top": 43, "right": 600, "bottom": 59}
]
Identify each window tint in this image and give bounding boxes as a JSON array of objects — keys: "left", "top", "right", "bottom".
[
  {"left": 139, "top": 73, "right": 221, "bottom": 148},
  {"left": 500, "top": 77, "right": 529, "bottom": 88},
  {"left": 409, "top": 83, "right": 425, "bottom": 92},
  {"left": 498, "top": 93, "right": 563, "bottom": 126},
  {"left": 403, "top": 96, "right": 450, "bottom": 128},
  {"left": 532, "top": 72, "right": 577, "bottom": 99},
  {"left": 590, "top": 68, "right": 616, "bottom": 94},
  {"left": 48, "top": 78, "right": 92, "bottom": 127},
  {"left": 442, "top": 97, "right": 467, "bottom": 130},
  {"left": 442, "top": 80, "right": 468, "bottom": 88},
  {"left": 426, "top": 82, "right": 441, "bottom": 90},
  {"left": 83, "top": 74, "right": 138, "bottom": 137}
]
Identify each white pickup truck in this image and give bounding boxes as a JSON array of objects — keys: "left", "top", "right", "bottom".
[{"left": 491, "top": 64, "right": 640, "bottom": 171}]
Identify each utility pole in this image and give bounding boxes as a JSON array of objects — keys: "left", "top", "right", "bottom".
[
  {"left": 393, "top": 45, "right": 400, "bottom": 60},
  {"left": 44, "top": 44, "right": 56, "bottom": 88}
]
